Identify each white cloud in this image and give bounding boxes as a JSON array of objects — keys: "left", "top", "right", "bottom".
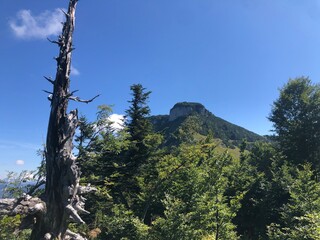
[
  {"left": 108, "top": 114, "right": 124, "bottom": 131},
  {"left": 15, "top": 160, "right": 25, "bottom": 165},
  {"left": 71, "top": 65, "right": 80, "bottom": 76},
  {"left": 9, "top": 8, "right": 65, "bottom": 39},
  {"left": 92, "top": 114, "right": 124, "bottom": 133}
]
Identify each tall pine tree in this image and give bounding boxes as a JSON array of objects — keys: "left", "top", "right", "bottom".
[
  {"left": 123, "top": 84, "right": 153, "bottom": 176},
  {"left": 117, "top": 84, "right": 155, "bottom": 212}
]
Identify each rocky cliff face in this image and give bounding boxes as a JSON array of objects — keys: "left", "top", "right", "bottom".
[{"left": 169, "top": 102, "right": 210, "bottom": 121}]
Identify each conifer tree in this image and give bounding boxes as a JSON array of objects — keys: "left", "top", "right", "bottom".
[
  {"left": 268, "top": 164, "right": 320, "bottom": 239},
  {"left": 125, "top": 84, "right": 152, "bottom": 159},
  {"left": 117, "top": 84, "right": 154, "bottom": 211}
]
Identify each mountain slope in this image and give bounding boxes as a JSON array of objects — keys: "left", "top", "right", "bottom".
[{"left": 150, "top": 102, "right": 265, "bottom": 147}]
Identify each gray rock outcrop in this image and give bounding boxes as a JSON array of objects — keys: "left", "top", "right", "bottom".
[{"left": 169, "top": 102, "right": 209, "bottom": 121}]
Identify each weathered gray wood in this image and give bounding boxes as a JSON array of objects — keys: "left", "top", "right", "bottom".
[
  {"left": 30, "top": 0, "right": 91, "bottom": 239},
  {"left": 0, "top": 1, "right": 94, "bottom": 239},
  {"left": 0, "top": 195, "right": 45, "bottom": 216}
]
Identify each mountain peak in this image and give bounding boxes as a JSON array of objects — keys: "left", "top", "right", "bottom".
[
  {"left": 169, "top": 102, "right": 210, "bottom": 121},
  {"left": 150, "top": 101, "right": 265, "bottom": 146}
]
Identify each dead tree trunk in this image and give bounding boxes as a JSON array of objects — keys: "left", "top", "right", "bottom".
[
  {"left": 31, "top": 0, "right": 94, "bottom": 239},
  {"left": 0, "top": 1, "right": 96, "bottom": 239}
]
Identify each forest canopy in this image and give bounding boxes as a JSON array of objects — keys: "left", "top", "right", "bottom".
[
  {"left": 1, "top": 77, "right": 320, "bottom": 240},
  {"left": 1, "top": 0, "right": 320, "bottom": 239}
]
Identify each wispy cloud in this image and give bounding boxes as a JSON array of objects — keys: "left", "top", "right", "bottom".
[
  {"left": 9, "top": 8, "right": 65, "bottom": 39},
  {"left": 15, "top": 160, "right": 25, "bottom": 166},
  {"left": 71, "top": 65, "right": 80, "bottom": 76}
]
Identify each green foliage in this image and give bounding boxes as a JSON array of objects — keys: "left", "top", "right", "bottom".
[
  {"left": 75, "top": 105, "right": 130, "bottom": 228},
  {"left": 173, "top": 115, "right": 203, "bottom": 145},
  {"left": 234, "top": 142, "right": 291, "bottom": 239},
  {"left": 71, "top": 79, "right": 320, "bottom": 239},
  {"left": 76, "top": 85, "right": 163, "bottom": 237},
  {"left": 125, "top": 84, "right": 152, "bottom": 144},
  {"left": 0, "top": 215, "right": 20, "bottom": 239},
  {"left": 0, "top": 171, "right": 36, "bottom": 198},
  {"left": 77, "top": 109, "right": 251, "bottom": 239},
  {"left": 267, "top": 164, "right": 320, "bottom": 239},
  {"left": 111, "top": 84, "right": 161, "bottom": 216},
  {"left": 150, "top": 102, "right": 265, "bottom": 148},
  {"left": 149, "top": 195, "right": 203, "bottom": 240},
  {"left": 104, "top": 204, "right": 149, "bottom": 240},
  {"left": 268, "top": 213, "right": 320, "bottom": 240},
  {"left": 0, "top": 215, "right": 31, "bottom": 240},
  {"left": 148, "top": 144, "right": 251, "bottom": 240},
  {"left": 269, "top": 77, "right": 320, "bottom": 167}
]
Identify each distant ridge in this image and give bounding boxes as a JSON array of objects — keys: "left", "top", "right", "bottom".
[{"left": 150, "top": 102, "right": 265, "bottom": 147}]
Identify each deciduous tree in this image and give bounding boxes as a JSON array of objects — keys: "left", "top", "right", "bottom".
[{"left": 269, "top": 77, "right": 320, "bottom": 168}]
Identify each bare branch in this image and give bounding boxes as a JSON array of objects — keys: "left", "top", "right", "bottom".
[
  {"left": 44, "top": 76, "right": 55, "bottom": 85},
  {"left": 70, "top": 90, "right": 79, "bottom": 95},
  {"left": 74, "top": 202, "right": 90, "bottom": 214},
  {"left": 60, "top": 8, "right": 70, "bottom": 18},
  {"left": 47, "top": 38, "right": 61, "bottom": 46},
  {"left": 64, "top": 90, "right": 79, "bottom": 102},
  {"left": 66, "top": 204, "right": 85, "bottom": 224},
  {"left": 69, "top": 94, "right": 100, "bottom": 104},
  {"left": 43, "top": 90, "right": 53, "bottom": 95}
]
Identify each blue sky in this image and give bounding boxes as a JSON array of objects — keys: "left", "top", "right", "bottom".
[{"left": 1, "top": 0, "right": 320, "bottom": 178}]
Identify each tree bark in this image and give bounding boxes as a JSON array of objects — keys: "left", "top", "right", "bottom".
[
  {"left": 31, "top": 0, "right": 92, "bottom": 239},
  {"left": 0, "top": 1, "right": 95, "bottom": 239}
]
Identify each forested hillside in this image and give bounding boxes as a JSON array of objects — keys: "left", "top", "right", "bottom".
[
  {"left": 2, "top": 78, "right": 320, "bottom": 240},
  {"left": 150, "top": 102, "right": 265, "bottom": 147}
]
